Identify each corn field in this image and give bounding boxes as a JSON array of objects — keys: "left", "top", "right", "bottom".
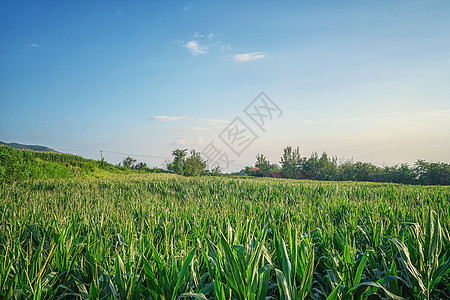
[{"left": 1, "top": 174, "right": 449, "bottom": 299}]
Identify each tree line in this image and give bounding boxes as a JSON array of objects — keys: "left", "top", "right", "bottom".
[
  {"left": 2, "top": 144, "right": 449, "bottom": 185},
  {"left": 246, "top": 146, "right": 450, "bottom": 185},
  {"left": 165, "top": 149, "right": 221, "bottom": 176},
  {"left": 164, "top": 146, "right": 450, "bottom": 185}
]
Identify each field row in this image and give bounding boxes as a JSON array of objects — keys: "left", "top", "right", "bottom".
[{"left": 1, "top": 175, "right": 449, "bottom": 299}]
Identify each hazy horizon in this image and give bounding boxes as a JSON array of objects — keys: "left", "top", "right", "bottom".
[{"left": 1, "top": 1, "right": 449, "bottom": 172}]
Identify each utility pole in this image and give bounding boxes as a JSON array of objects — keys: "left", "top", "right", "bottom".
[{"left": 100, "top": 151, "right": 103, "bottom": 161}]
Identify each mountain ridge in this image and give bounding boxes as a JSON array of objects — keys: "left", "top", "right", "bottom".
[{"left": 0, "top": 141, "right": 58, "bottom": 153}]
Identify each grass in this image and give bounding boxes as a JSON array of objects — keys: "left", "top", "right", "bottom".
[
  {"left": 0, "top": 146, "right": 136, "bottom": 184},
  {"left": 0, "top": 174, "right": 449, "bottom": 299}
]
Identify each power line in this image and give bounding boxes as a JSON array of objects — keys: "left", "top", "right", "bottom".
[
  {"left": 56, "top": 148, "right": 99, "bottom": 152},
  {"left": 56, "top": 148, "right": 167, "bottom": 159},
  {"left": 101, "top": 150, "right": 169, "bottom": 160},
  {"left": 55, "top": 148, "right": 247, "bottom": 168}
]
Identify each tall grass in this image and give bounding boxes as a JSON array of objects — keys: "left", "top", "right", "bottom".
[{"left": 0, "top": 174, "right": 449, "bottom": 299}]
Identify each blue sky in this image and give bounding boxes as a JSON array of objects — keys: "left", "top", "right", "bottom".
[{"left": 1, "top": 0, "right": 449, "bottom": 171}]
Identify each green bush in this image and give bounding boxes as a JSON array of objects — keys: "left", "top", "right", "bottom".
[{"left": 0, "top": 146, "right": 127, "bottom": 183}]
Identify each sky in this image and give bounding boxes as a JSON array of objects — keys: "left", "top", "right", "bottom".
[{"left": 1, "top": 0, "right": 449, "bottom": 171}]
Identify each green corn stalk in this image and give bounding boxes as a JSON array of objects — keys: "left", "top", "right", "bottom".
[
  {"left": 1, "top": 173, "right": 449, "bottom": 299},
  {"left": 389, "top": 210, "right": 450, "bottom": 299},
  {"left": 274, "top": 227, "right": 315, "bottom": 300},
  {"left": 217, "top": 226, "right": 271, "bottom": 300}
]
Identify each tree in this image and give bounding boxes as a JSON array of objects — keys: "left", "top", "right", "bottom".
[
  {"left": 414, "top": 160, "right": 450, "bottom": 185},
  {"left": 132, "top": 162, "right": 148, "bottom": 170},
  {"left": 280, "top": 146, "right": 303, "bottom": 179},
  {"left": 353, "top": 162, "right": 379, "bottom": 182},
  {"left": 304, "top": 152, "right": 337, "bottom": 180},
  {"left": 378, "top": 163, "right": 414, "bottom": 184},
  {"left": 122, "top": 156, "right": 137, "bottom": 169},
  {"left": 337, "top": 160, "right": 379, "bottom": 182},
  {"left": 303, "top": 152, "right": 319, "bottom": 179},
  {"left": 255, "top": 154, "right": 272, "bottom": 177},
  {"left": 167, "top": 149, "right": 207, "bottom": 176},
  {"left": 184, "top": 150, "right": 207, "bottom": 176},
  {"left": 337, "top": 159, "right": 357, "bottom": 181},
  {"left": 395, "top": 164, "right": 414, "bottom": 184},
  {"left": 209, "top": 166, "right": 222, "bottom": 176},
  {"left": 271, "top": 163, "right": 281, "bottom": 173},
  {"left": 167, "top": 149, "right": 188, "bottom": 174}
]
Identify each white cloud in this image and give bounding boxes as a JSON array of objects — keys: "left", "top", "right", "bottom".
[
  {"left": 233, "top": 52, "right": 266, "bottom": 62},
  {"left": 185, "top": 40, "right": 208, "bottom": 55},
  {"left": 149, "top": 116, "right": 230, "bottom": 125},
  {"left": 191, "top": 32, "right": 215, "bottom": 40},
  {"left": 199, "top": 118, "right": 230, "bottom": 126},
  {"left": 169, "top": 137, "right": 205, "bottom": 147},
  {"left": 26, "top": 43, "right": 40, "bottom": 48},
  {"left": 183, "top": 3, "right": 193, "bottom": 11},
  {"left": 150, "top": 116, "right": 188, "bottom": 122},
  {"left": 304, "top": 119, "right": 328, "bottom": 125},
  {"left": 221, "top": 44, "right": 232, "bottom": 51},
  {"left": 170, "top": 127, "right": 208, "bottom": 131},
  {"left": 192, "top": 32, "right": 204, "bottom": 39},
  {"left": 66, "top": 118, "right": 76, "bottom": 122}
]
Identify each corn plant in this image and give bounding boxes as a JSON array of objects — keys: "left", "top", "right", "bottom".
[
  {"left": 274, "top": 225, "right": 315, "bottom": 300},
  {"left": 0, "top": 174, "right": 449, "bottom": 299},
  {"left": 216, "top": 226, "right": 271, "bottom": 300},
  {"left": 389, "top": 210, "right": 450, "bottom": 299}
]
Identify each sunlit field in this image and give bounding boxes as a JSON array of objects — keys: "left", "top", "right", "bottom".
[{"left": 1, "top": 174, "right": 449, "bottom": 299}]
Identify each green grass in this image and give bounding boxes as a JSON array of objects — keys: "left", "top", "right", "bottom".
[
  {"left": 1, "top": 174, "right": 449, "bottom": 299},
  {"left": 0, "top": 146, "right": 136, "bottom": 184}
]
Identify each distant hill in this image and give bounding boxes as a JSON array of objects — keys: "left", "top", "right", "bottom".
[
  {"left": 0, "top": 141, "right": 58, "bottom": 152},
  {"left": 0, "top": 145, "right": 124, "bottom": 183},
  {"left": 0, "top": 145, "right": 167, "bottom": 183}
]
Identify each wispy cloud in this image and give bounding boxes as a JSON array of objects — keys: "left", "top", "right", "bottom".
[
  {"left": 150, "top": 116, "right": 231, "bottom": 129},
  {"left": 220, "top": 44, "right": 232, "bottom": 51},
  {"left": 26, "top": 43, "right": 40, "bottom": 48},
  {"left": 169, "top": 137, "right": 205, "bottom": 147},
  {"left": 179, "top": 32, "right": 229, "bottom": 55},
  {"left": 170, "top": 127, "right": 208, "bottom": 132},
  {"left": 183, "top": 3, "right": 193, "bottom": 11},
  {"left": 199, "top": 118, "right": 229, "bottom": 126},
  {"left": 150, "top": 116, "right": 188, "bottom": 122},
  {"left": 191, "top": 32, "right": 215, "bottom": 40},
  {"left": 233, "top": 52, "right": 266, "bottom": 62},
  {"left": 66, "top": 118, "right": 76, "bottom": 122},
  {"left": 192, "top": 32, "right": 204, "bottom": 39},
  {"left": 185, "top": 40, "right": 208, "bottom": 55},
  {"left": 33, "top": 133, "right": 46, "bottom": 138},
  {"left": 304, "top": 119, "right": 328, "bottom": 125}
]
